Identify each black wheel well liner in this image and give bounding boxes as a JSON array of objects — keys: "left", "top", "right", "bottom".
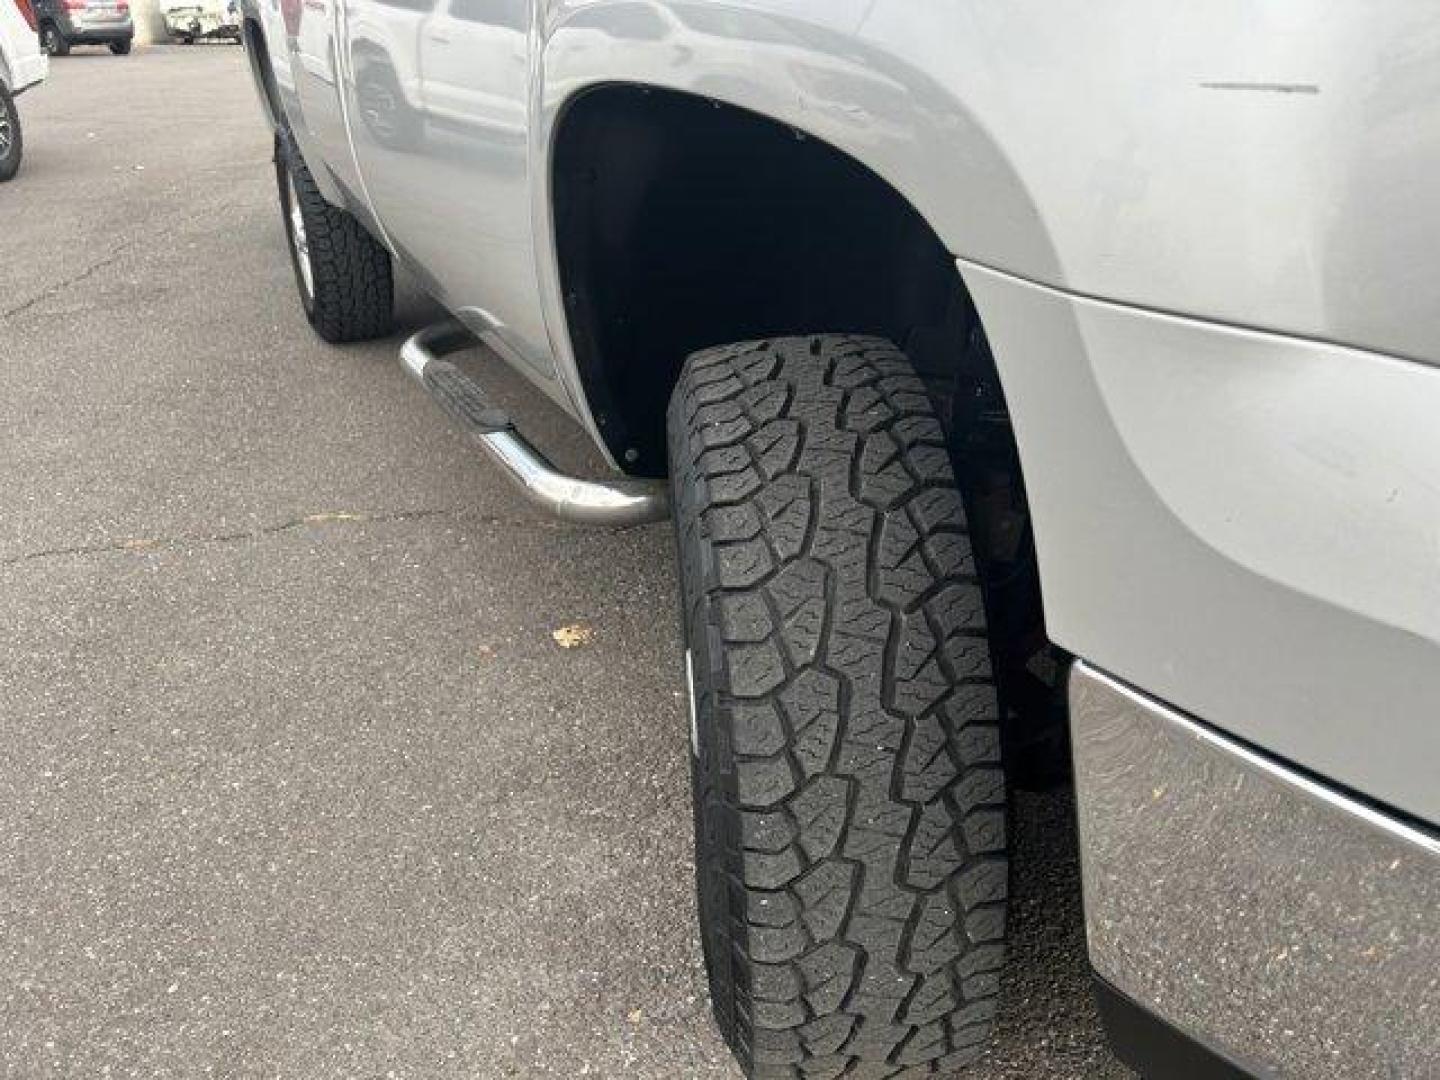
[{"left": 551, "top": 83, "right": 983, "bottom": 477}]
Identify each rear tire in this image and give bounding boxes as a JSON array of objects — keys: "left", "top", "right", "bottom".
[
  {"left": 42, "top": 24, "right": 68, "bottom": 56},
  {"left": 669, "top": 336, "right": 1009, "bottom": 1078},
  {"left": 110, "top": 38, "right": 131, "bottom": 54},
  {"left": 275, "top": 129, "right": 394, "bottom": 344},
  {"left": 0, "top": 85, "right": 21, "bottom": 183}
]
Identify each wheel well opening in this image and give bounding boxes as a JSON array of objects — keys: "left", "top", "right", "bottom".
[
  {"left": 552, "top": 85, "right": 1069, "bottom": 782},
  {"left": 554, "top": 85, "right": 967, "bottom": 476}
]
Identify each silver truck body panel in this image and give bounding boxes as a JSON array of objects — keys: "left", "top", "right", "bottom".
[
  {"left": 537, "top": 0, "right": 1440, "bottom": 365},
  {"left": 1071, "top": 662, "right": 1440, "bottom": 1078},
  {"left": 343, "top": 0, "right": 559, "bottom": 385},
  {"left": 964, "top": 260, "right": 1440, "bottom": 826},
  {"left": 0, "top": 0, "right": 46, "bottom": 94}
]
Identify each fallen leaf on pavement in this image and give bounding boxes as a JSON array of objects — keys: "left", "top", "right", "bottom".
[{"left": 551, "top": 623, "right": 595, "bottom": 649}]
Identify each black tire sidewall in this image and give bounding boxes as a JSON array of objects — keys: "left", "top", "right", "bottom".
[
  {"left": 0, "top": 87, "right": 21, "bottom": 183},
  {"left": 670, "top": 458, "right": 745, "bottom": 1045},
  {"left": 271, "top": 128, "right": 394, "bottom": 343},
  {"left": 274, "top": 138, "right": 318, "bottom": 323}
]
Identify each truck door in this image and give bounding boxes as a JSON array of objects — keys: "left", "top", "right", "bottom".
[
  {"left": 287, "top": 0, "right": 365, "bottom": 199},
  {"left": 340, "top": 0, "right": 554, "bottom": 380}
]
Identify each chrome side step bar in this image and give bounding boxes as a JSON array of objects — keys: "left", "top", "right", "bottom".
[{"left": 399, "top": 321, "right": 669, "bottom": 526}]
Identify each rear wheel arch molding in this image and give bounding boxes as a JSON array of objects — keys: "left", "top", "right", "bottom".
[
  {"left": 241, "top": 14, "right": 283, "bottom": 131},
  {"left": 245, "top": 21, "right": 346, "bottom": 210},
  {"left": 543, "top": 80, "right": 1029, "bottom": 466},
  {"left": 532, "top": 9, "right": 1063, "bottom": 454},
  {"left": 534, "top": 8, "right": 1060, "bottom": 267}
]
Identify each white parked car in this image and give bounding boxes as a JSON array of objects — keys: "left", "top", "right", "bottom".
[
  {"left": 161, "top": 0, "right": 239, "bottom": 45},
  {"left": 0, "top": 0, "right": 45, "bottom": 181}
]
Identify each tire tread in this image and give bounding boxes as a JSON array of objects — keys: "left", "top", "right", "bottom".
[
  {"left": 278, "top": 131, "right": 393, "bottom": 344},
  {"left": 668, "top": 335, "right": 1008, "bottom": 1079}
]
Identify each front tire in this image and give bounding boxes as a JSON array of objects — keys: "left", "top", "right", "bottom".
[
  {"left": 275, "top": 130, "right": 394, "bottom": 343},
  {"left": 110, "top": 38, "right": 132, "bottom": 54},
  {"left": 0, "top": 85, "right": 21, "bottom": 183},
  {"left": 669, "top": 336, "right": 1009, "bottom": 1078}
]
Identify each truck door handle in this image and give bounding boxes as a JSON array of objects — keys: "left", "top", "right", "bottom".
[{"left": 426, "top": 30, "right": 449, "bottom": 42}]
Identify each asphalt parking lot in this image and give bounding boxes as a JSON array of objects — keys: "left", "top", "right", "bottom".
[{"left": 0, "top": 46, "right": 1130, "bottom": 1079}]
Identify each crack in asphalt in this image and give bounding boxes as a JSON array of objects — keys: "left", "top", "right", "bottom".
[
  {"left": 1, "top": 239, "right": 139, "bottom": 324},
  {"left": 0, "top": 508, "right": 586, "bottom": 567}
]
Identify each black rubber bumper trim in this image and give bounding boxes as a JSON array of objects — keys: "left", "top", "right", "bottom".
[
  {"left": 67, "top": 30, "right": 132, "bottom": 43},
  {"left": 1092, "top": 973, "right": 1269, "bottom": 1080}
]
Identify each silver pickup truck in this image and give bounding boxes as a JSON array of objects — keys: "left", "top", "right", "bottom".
[{"left": 240, "top": 4, "right": 1440, "bottom": 1076}]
